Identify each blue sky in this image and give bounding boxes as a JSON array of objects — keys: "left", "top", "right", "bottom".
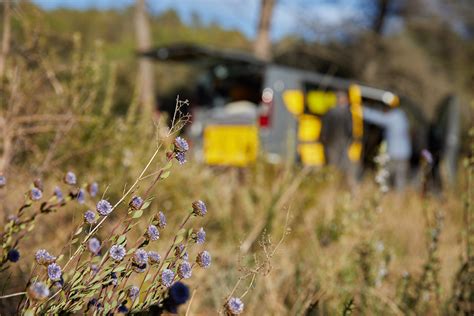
[{"left": 32, "top": 0, "right": 361, "bottom": 39}]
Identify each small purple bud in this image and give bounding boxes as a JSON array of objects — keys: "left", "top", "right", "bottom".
[
  {"left": 30, "top": 188, "right": 43, "bottom": 201},
  {"left": 146, "top": 224, "right": 159, "bottom": 241},
  {"left": 226, "top": 297, "right": 244, "bottom": 315},
  {"left": 88, "top": 182, "right": 99, "bottom": 197},
  {"left": 0, "top": 175, "right": 6, "bottom": 187},
  {"left": 28, "top": 282, "right": 50, "bottom": 301},
  {"left": 97, "top": 199, "right": 113, "bottom": 216},
  {"left": 129, "top": 196, "right": 143, "bottom": 210},
  {"left": 47, "top": 263, "right": 62, "bottom": 281},
  {"left": 84, "top": 210, "right": 97, "bottom": 224},
  {"left": 64, "top": 171, "right": 77, "bottom": 185},
  {"left": 77, "top": 188, "right": 85, "bottom": 204},
  {"left": 161, "top": 269, "right": 175, "bottom": 287},
  {"left": 196, "top": 251, "right": 211, "bottom": 269},
  {"left": 192, "top": 200, "right": 207, "bottom": 217},
  {"left": 174, "top": 137, "right": 189, "bottom": 152}
]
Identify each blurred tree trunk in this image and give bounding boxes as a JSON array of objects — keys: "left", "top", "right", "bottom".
[
  {"left": 372, "top": 0, "right": 389, "bottom": 35},
  {"left": 0, "top": 0, "right": 11, "bottom": 80},
  {"left": 361, "top": 0, "right": 393, "bottom": 82},
  {"left": 135, "top": 0, "right": 156, "bottom": 116},
  {"left": 254, "top": 0, "right": 275, "bottom": 61}
]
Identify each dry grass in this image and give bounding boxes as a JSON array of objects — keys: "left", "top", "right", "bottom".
[{"left": 0, "top": 159, "right": 466, "bottom": 314}]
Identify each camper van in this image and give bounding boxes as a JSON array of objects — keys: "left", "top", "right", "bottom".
[{"left": 141, "top": 43, "right": 459, "bottom": 185}]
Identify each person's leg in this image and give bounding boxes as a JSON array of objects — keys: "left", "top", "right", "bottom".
[{"left": 394, "top": 159, "right": 408, "bottom": 191}]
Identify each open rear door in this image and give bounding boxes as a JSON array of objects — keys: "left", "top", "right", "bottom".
[{"left": 429, "top": 94, "right": 461, "bottom": 187}]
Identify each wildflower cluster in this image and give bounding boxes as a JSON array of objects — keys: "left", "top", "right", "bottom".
[
  {"left": 0, "top": 172, "right": 99, "bottom": 272},
  {"left": 2, "top": 136, "right": 213, "bottom": 315}
]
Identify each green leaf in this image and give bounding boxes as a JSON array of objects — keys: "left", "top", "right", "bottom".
[
  {"left": 142, "top": 200, "right": 151, "bottom": 210},
  {"left": 163, "top": 161, "right": 173, "bottom": 170},
  {"left": 74, "top": 227, "right": 83, "bottom": 235},
  {"left": 145, "top": 274, "right": 152, "bottom": 283},
  {"left": 132, "top": 210, "right": 143, "bottom": 219},
  {"left": 174, "top": 235, "right": 184, "bottom": 245},
  {"left": 116, "top": 235, "right": 127, "bottom": 245},
  {"left": 104, "top": 302, "right": 112, "bottom": 313},
  {"left": 160, "top": 170, "right": 171, "bottom": 179},
  {"left": 114, "top": 265, "right": 127, "bottom": 272},
  {"left": 24, "top": 309, "right": 35, "bottom": 316}
]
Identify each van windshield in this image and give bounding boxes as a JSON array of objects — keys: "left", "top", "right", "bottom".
[{"left": 196, "top": 64, "right": 263, "bottom": 109}]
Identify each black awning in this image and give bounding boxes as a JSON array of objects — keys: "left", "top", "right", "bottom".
[{"left": 138, "top": 43, "right": 266, "bottom": 67}]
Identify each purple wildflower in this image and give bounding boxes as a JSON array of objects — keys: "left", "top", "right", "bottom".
[
  {"left": 88, "top": 238, "right": 101, "bottom": 255},
  {"left": 90, "top": 264, "right": 99, "bottom": 275},
  {"left": 196, "top": 251, "right": 211, "bottom": 269},
  {"left": 109, "top": 244, "right": 126, "bottom": 262},
  {"left": 53, "top": 279, "right": 64, "bottom": 290},
  {"left": 47, "top": 263, "right": 62, "bottom": 281},
  {"left": 178, "top": 261, "right": 192, "bottom": 279},
  {"left": 28, "top": 282, "right": 50, "bottom": 301},
  {"left": 194, "top": 227, "right": 206, "bottom": 244},
  {"left": 7, "top": 249, "right": 20, "bottom": 262},
  {"left": 88, "top": 182, "right": 99, "bottom": 197},
  {"left": 175, "top": 151, "right": 186, "bottom": 165},
  {"left": 128, "top": 286, "right": 140, "bottom": 301},
  {"left": 175, "top": 244, "right": 185, "bottom": 258},
  {"left": 64, "top": 171, "right": 77, "bottom": 185},
  {"left": 54, "top": 186, "right": 63, "bottom": 201},
  {"left": 133, "top": 248, "right": 148, "bottom": 266},
  {"left": 35, "top": 249, "right": 56, "bottom": 265},
  {"left": 84, "top": 210, "right": 97, "bottom": 224},
  {"left": 226, "top": 297, "right": 244, "bottom": 315},
  {"left": 156, "top": 211, "right": 167, "bottom": 229},
  {"left": 129, "top": 196, "right": 143, "bottom": 210},
  {"left": 174, "top": 137, "right": 189, "bottom": 152},
  {"left": 77, "top": 188, "right": 85, "bottom": 204},
  {"left": 161, "top": 269, "right": 175, "bottom": 288},
  {"left": 97, "top": 199, "right": 113, "bottom": 216},
  {"left": 168, "top": 282, "right": 190, "bottom": 308},
  {"left": 146, "top": 225, "right": 159, "bottom": 241},
  {"left": 148, "top": 251, "right": 161, "bottom": 265},
  {"left": 0, "top": 175, "right": 6, "bottom": 187},
  {"left": 30, "top": 188, "right": 43, "bottom": 201},
  {"left": 192, "top": 200, "right": 207, "bottom": 217}
]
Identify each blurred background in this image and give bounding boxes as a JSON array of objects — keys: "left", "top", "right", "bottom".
[{"left": 0, "top": 0, "right": 473, "bottom": 314}]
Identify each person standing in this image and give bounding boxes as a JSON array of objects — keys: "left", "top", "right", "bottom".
[
  {"left": 363, "top": 106, "right": 412, "bottom": 190},
  {"left": 320, "top": 92, "right": 355, "bottom": 181}
]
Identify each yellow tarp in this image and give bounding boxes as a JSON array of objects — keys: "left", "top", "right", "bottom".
[
  {"left": 348, "top": 141, "right": 362, "bottom": 162},
  {"left": 349, "top": 84, "right": 363, "bottom": 161},
  {"left": 307, "top": 90, "right": 337, "bottom": 115},
  {"left": 282, "top": 90, "right": 304, "bottom": 115},
  {"left": 298, "top": 115, "right": 322, "bottom": 142},
  {"left": 203, "top": 125, "right": 258, "bottom": 166},
  {"left": 299, "top": 143, "right": 325, "bottom": 166}
]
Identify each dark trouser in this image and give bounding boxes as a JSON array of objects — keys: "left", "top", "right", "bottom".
[{"left": 388, "top": 159, "right": 408, "bottom": 191}]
